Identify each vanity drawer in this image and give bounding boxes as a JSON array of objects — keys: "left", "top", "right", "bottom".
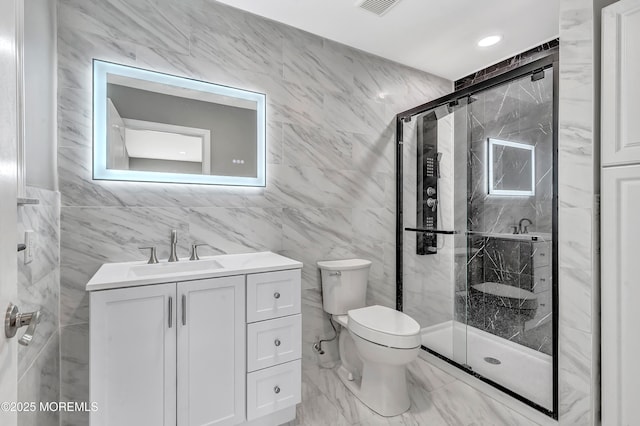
[
  {"left": 248, "top": 314, "right": 301, "bottom": 372},
  {"left": 247, "top": 270, "right": 301, "bottom": 323},
  {"left": 246, "top": 359, "right": 301, "bottom": 421},
  {"left": 532, "top": 243, "right": 550, "bottom": 267}
]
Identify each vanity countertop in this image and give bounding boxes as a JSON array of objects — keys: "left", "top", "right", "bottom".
[{"left": 86, "top": 251, "right": 303, "bottom": 291}]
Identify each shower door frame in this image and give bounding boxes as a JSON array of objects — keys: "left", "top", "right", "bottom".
[{"left": 395, "top": 53, "right": 559, "bottom": 419}]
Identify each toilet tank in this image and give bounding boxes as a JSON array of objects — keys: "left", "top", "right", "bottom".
[{"left": 317, "top": 259, "right": 371, "bottom": 315}]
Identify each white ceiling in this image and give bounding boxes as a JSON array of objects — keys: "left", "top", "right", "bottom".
[{"left": 215, "top": 0, "right": 560, "bottom": 80}]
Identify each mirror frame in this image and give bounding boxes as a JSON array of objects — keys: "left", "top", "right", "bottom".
[
  {"left": 487, "top": 138, "right": 535, "bottom": 196},
  {"left": 93, "top": 60, "right": 266, "bottom": 186}
]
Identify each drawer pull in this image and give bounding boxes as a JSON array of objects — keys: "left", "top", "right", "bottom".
[
  {"left": 540, "top": 278, "right": 546, "bottom": 282},
  {"left": 540, "top": 253, "right": 546, "bottom": 257},
  {"left": 274, "top": 386, "right": 280, "bottom": 394},
  {"left": 274, "top": 338, "right": 281, "bottom": 347},
  {"left": 273, "top": 292, "right": 281, "bottom": 299}
]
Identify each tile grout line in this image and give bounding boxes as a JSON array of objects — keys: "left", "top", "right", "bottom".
[{"left": 17, "top": 330, "right": 58, "bottom": 385}]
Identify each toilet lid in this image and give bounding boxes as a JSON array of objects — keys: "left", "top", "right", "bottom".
[
  {"left": 317, "top": 259, "right": 372, "bottom": 271},
  {"left": 348, "top": 305, "right": 421, "bottom": 349}
]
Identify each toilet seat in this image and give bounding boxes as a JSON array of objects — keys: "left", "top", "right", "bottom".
[{"left": 347, "top": 305, "right": 421, "bottom": 349}]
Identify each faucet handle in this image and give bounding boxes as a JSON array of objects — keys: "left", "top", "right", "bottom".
[
  {"left": 189, "top": 243, "right": 210, "bottom": 261},
  {"left": 139, "top": 246, "right": 159, "bottom": 264},
  {"left": 510, "top": 225, "right": 520, "bottom": 235}
]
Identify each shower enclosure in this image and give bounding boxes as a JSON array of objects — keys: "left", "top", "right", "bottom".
[{"left": 396, "top": 54, "right": 558, "bottom": 417}]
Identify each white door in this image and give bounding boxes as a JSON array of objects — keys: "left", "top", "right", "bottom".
[
  {"left": 177, "top": 276, "right": 245, "bottom": 426},
  {"left": 602, "top": 0, "right": 640, "bottom": 166},
  {"left": 0, "top": 0, "right": 19, "bottom": 423},
  {"left": 90, "top": 284, "right": 177, "bottom": 426},
  {"left": 602, "top": 165, "right": 640, "bottom": 426},
  {"left": 601, "top": 1, "right": 640, "bottom": 424}
]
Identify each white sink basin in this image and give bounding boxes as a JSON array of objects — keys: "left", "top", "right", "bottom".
[
  {"left": 128, "top": 259, "right": 224, "bottom": 277},
  {"left": 86, "top": 252, "right": 303, "bottom": 291}
]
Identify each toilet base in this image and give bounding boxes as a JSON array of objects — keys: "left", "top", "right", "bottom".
[{"left": 336, "top": 360, "right": 411, "bottom": 417}]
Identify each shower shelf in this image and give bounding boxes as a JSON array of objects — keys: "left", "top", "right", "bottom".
[{"left": 404, "top": 228, "right": 459, "bottom": 235}]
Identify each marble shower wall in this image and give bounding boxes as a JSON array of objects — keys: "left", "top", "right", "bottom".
[
  {"left": 468, "top": 67, "right": 554, "bottom": 235},
  {"left": 17, "top": 186, "right": 60, "bottom": 426},
  {"left": 56, "top": 0, "right": 451, "bottom": 424},
  {"left": 455, "top": 39, "right": 559, "bottom": 91}
]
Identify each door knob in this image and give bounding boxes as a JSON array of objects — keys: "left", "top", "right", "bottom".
[{"left": 5, "top": 303, "right": 41, "bottom": 346}]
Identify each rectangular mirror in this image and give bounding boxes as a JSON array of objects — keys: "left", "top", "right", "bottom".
[
  {"left": 487, "top": 138, "right": 535, "bottom": 196},
  {"left": 93, "top": 60, "right": 266, "bottom": 186}
]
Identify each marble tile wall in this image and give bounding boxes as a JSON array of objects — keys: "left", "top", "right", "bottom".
[
  {"left": 466, "top": 236, "right": 553, "bottom": 355},
  {"left": 17, "top": 186, "right": 60, "bottom": 426},
  {"left": 455, "top": 39, "right": 559, "bottom": 91},
  {"left": 467, "top": 67, "right": 554, "bottom": 236},
  {"left": 55, "top": 0, "right": 451, "bottom": 424},
  {"left": 557, "top": 0, "right": 614, "bottom": 424}
]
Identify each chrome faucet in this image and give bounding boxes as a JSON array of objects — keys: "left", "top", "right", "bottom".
[
  {"left": 519, "top": 218, "right": 533, "bottom": 234},
  {"left": 169, "top": 229, "right": 179, "bottom": 262}
]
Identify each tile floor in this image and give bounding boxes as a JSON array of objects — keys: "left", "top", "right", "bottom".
[{"left": 286, "top": 356, "right": 542, "bottom": 426}]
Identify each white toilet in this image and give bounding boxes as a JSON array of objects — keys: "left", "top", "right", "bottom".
[{"left": 317, "top": 259, "right": 421, "bottom": 417}]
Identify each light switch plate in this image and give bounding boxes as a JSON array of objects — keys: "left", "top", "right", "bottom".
[{"left": 24, "top": 230, "right": 35, "bottom": 264}]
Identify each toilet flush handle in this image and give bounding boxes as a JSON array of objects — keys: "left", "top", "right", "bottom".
[{"left": 329, "top": 271, "right": 341, "bottom": 276}]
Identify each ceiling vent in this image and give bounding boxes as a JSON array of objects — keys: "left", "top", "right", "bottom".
[{"left": 356, "top": 0, "right": 401, "bottom": 16}]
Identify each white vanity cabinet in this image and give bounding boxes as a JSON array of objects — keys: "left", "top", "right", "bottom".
[
  {"left": 177, "top": 277, "right": 246, "bottom": 426},
  {"left": 87, "top": 252, "right": 302, "bottom": 426},
  {"left": 91, "top": 276, "right": 245, "bottom": 426},
  {"left": 91, "top": 283, "right": 178, "bottom": 426},
  {"left": 245, "top": 270, "right": 302, "bottom": 421}
]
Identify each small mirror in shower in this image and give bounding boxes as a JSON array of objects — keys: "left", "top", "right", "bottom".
[{"left": 487, "top": 138, "right": 535, "bottom": 196}]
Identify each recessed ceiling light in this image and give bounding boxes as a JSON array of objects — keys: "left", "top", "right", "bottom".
[
  {"left": 478, "top": 35, "right": 502, "bottom": 47},
  {"left": 179, "top": 151, "right": 187, "bottom": 155}
]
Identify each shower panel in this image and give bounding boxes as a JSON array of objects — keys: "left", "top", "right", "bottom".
[
  {"left": 396, "top": 54, "right": 558, "bottom": 418},
  {"left": 416, "top": 111, "right": 439, "bottom": 255}
]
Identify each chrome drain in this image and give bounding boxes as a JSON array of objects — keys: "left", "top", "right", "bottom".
[{"left": 484, "top": 357, "right": 501, "bottom": 365}]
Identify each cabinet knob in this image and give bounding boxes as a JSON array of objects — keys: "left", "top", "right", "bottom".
[
  {"left": 274, "top": 338, "right": 281, "bottom": 347},
  {"left": 273, "top": 386, "right": 280, "bottom": 394},
  {"left": 273, "top": 292, "right": 280, "bottom": 299}
]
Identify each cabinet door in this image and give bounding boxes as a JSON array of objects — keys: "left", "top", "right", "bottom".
[
  {"left": 602, "top": 165, "right": 640, "bottom": 425},
  {"left": 602, "top": 0, "right": 640, "bottom": 166},
  {"left": 90, "top": 283, "right": 176, "bottom": 426},
  {"left": 177, "top": 276, "right": 245, "bottom": 426}
]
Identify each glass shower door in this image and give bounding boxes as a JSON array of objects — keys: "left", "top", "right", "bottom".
[
  {"left": 464, "top": 68, "right": 554, "bottom": 411},
  {"left": 400, "top": 99, "right": 469, "bottom": 367},
  {"left": 398, "top": 57, "right": 557, "bottom": 416}
]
